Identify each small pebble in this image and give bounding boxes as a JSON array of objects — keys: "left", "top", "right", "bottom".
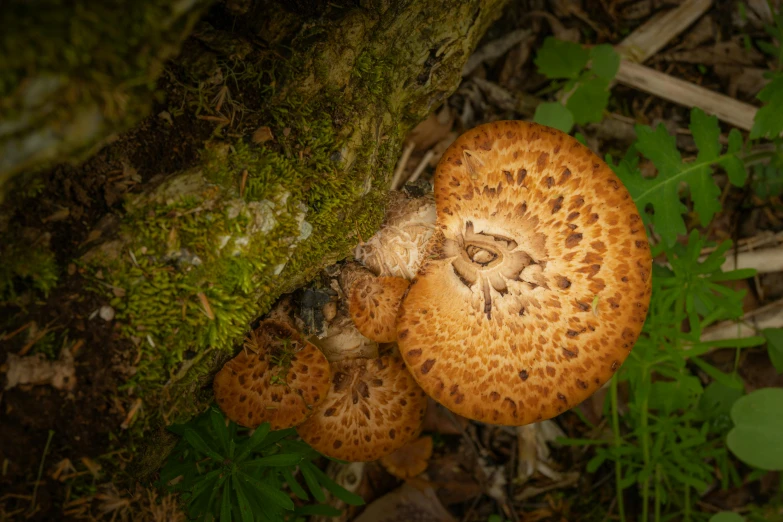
[{"left": 99, "top": 305, "right": 115, "bottom": 322}]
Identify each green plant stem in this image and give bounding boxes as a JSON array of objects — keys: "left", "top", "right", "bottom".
[
  {"left": 611, "top": 375, "right": 626, "bottom": 522},
  {"left": 29, "top": 430, "right": 55, "bottom": 515},
  {"left": 641, "top": 393, "right": 651, "bottom": 522},
  {"left": 654, "top": 464, "right": 661, "bottom": 522}
]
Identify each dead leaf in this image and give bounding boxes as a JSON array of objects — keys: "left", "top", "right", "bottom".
[
  {"left": 3, "top": 349, "right": 76, "bottom": 391},
  {"left": 407, "top": 106, "right": 454, "bottom": 151},
  {"left": 380, "top": 436, "right": 433, "bottom": 479},
  {"left": 354, "top": 480, "right": 456, "bottom": 522},
  {"left": 252, "top": 126, "right": 275, "bottom": 144}
]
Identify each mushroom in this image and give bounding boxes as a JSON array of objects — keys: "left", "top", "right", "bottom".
[
  {"left": 213, "top": 320, "right": 331, "bottom": 430},
  {"left": 311, "top": 312, "right": 380, "bottom": 363},
  {"left": 396, "top": 121, "right": 652, "bottom": 426},
  {"left": 354, "top": 191, "right": 436, "bottom": 280},
  {"left": 340, "top": 262, "right": 410, "bottom": 343},
  {"left": 379, "top": 435, "right": 433, "bottom": 479},
  {"left": 349, "top": 275, "right": 410, "bottom": 343},
  {"left": 296, "top": 353, "right": 428, "bottom": 461}
]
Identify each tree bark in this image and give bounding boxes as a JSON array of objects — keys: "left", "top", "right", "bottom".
[
  {"left": 0, "top": 0, "right": 212, "bottom": 197},
  {"left": 3, "top": 0, "right": 509, "bottom": 476}
]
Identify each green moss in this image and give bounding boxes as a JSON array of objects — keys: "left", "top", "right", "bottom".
[{"left": 0, "top": 234, "right": 59, "bottom": 301}]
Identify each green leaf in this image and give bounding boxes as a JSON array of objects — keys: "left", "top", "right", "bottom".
[
  {"left": 235, "top": 423, "right": 270, "bottom": 462},
  {"left": 566, "top": 78, "right": 611, "bottom": 125},
  {"left": 687, "top": 108, "right": 723, "bottom": 226},
  {"left": 690, "top": 357, "right": 743, "bottom": 390},
  {"left": 220, "top": 482, "right": 232, "bottom": 522},
  {"left": 622, "top": 124, "right": 686, "bottom": 246},
  {"left": 533, "top": 102, "right": 574, "bottom": 133},
  {"left": 709, "top": 512, "right": 745, "bottom": 522},
  {"left": 299, "top": 461, "right": 326, "bottom": 503},
  {"left": 239, "top": 471, "right": 295, "bottom": 511},
  {"left": 232, "top": 474, "right": 255, "bottom": 522},
  {"left": 184, "top": 428, "right": 224, "bottom": 461},
  {"left": 699, "top": 381, "right": 743, "bottom": 420},
  {"left": 281, "top": 467, "right": 309, "bottom": 500},
  {"left": 210, "top": 407, "right": 230, "bottom": 457},
  {"left": 241, "top": 453, "right": 303, "bottom": 472},
  {"left": 721, "top": 129, "right": 747, "bottom": 186},
  {"left": 727, "top": 388, "right": 783, "bottom": 470},
  {"left": 535, "top": 37, "right": 590, "bottom": 79},
  {"left": 620, "top": 108, "right": 730, "bottom": 246},
  {"left": 304, "top": 461, "right": 365, "bottom": 506},
  {"left": 750, "top": 74, "right": 783, "bottom": 139},
  {"left": 293, "top": 505, "right": 343, "bottom": 517},
  {"left": 763, "top": 328, "right": 783, "bottom": 372},
  {"left": 590, "top": 44, "right": 620, "bottom": 79}
]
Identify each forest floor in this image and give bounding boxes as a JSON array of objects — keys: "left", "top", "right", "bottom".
[{"left": 1, "top": 0, "right": 783, "bottom": 521}]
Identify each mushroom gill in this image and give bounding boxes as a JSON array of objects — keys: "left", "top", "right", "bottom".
[{"left": 396, "top": 120, "right": 653, "bottom": 426}]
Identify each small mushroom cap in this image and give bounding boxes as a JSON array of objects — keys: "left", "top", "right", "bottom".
[
  {"left": 296, "top": 354, "right": 428, "bottom": 462},
  {"left": 380, "top": 435, "right": 433, "bottom": 479},
  {"left": 355, "top": 192, "right": 436, "bottom": 280},
  {"left": 349, "top": 276, "right": 410, "bottom": 343},
  {"left": 397, "top": 121, "right": 652, "bottom": 426},
  {"left": 213, "top": 320, "right": 331, "bottom": 430}
]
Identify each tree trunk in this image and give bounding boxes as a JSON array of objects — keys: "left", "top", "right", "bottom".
[
  {"left": 0, "top": 0, "right": 212, "bottom": 196},
  {"left": 2, "top": 0, "right": 509, "bottom": 477}
]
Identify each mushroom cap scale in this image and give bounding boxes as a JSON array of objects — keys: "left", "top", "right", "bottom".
[
  {"left": 397, "top": 120, "right": 652, "bottom": 426},
  {"left": 213, "top": 320, "right": 331, "bottom": 430},
  {"left": 296, "top": 354, "right": 428, "bottom": 462},
  {"left": 349, "top": 275, "right": 410, "bottom": 343}
]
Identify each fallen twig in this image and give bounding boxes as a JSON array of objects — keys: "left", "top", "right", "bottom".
[
  {"left": 615, "top": 0, "right": 713, "bottom": 63},
  {"left": 700, "top": 299, "right": 783, "bottom": 343}
]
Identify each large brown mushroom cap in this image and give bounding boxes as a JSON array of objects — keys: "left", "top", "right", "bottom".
[
  {"left": 349, "top": 275, "right": 410, "bottom": 343},
  {"left": 296, "top": 354, "right": 428, "bottom": 461},
  {"left": 213, "top": 320, "right": 331, "bottom": 430},
  {"left": 397, "top": 121, "right": 652, "bottom": 426}
]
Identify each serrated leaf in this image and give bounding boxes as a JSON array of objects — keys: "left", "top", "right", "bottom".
[
  {"left": 534, "top": 102, "right": 574, "bottom": 133},
  {"left": 566, "top": 78, "right": 610, "bottom": 125},
  {"left": 750, "top": 74, "right": 783, "bottom": 139},
  {"left": 763, "top": 328, "right": 783, "bottom": 373},
  {"left": 590, "top": 44, "right": 620, "bottom": 79},
  {"left": 621, "top": 108, "right": 732, "bottom": 246},
  {"left": 535, "top": 37, "right": 590, "bottom": 79},
  {"left": 688, "top": 109, "right": 723, "bottom": 225}
]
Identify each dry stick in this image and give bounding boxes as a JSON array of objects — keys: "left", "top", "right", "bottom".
[
  {"left": 29, "top": 430, "right": 55, "bottom": 515},
  {"left": 390, "top": 142, "right": 415, "bottom": 190},
  {"left": 700, "top": 298, "right": 783, "bottom": 343},
  {"left": 407, "top": 150, "right": 435, "bottom": 185},
  {"left": 718, "top": 246, "right": 783, "bottom": 274},
  {"left": 609, "top": 0, "right": 759, "bottom": 131},
  {"left": 615, "top": 0, "right": 713, "bottom": 63},
  {"left": 614, "top": 60, "right": 758, "bottom": 131}
]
